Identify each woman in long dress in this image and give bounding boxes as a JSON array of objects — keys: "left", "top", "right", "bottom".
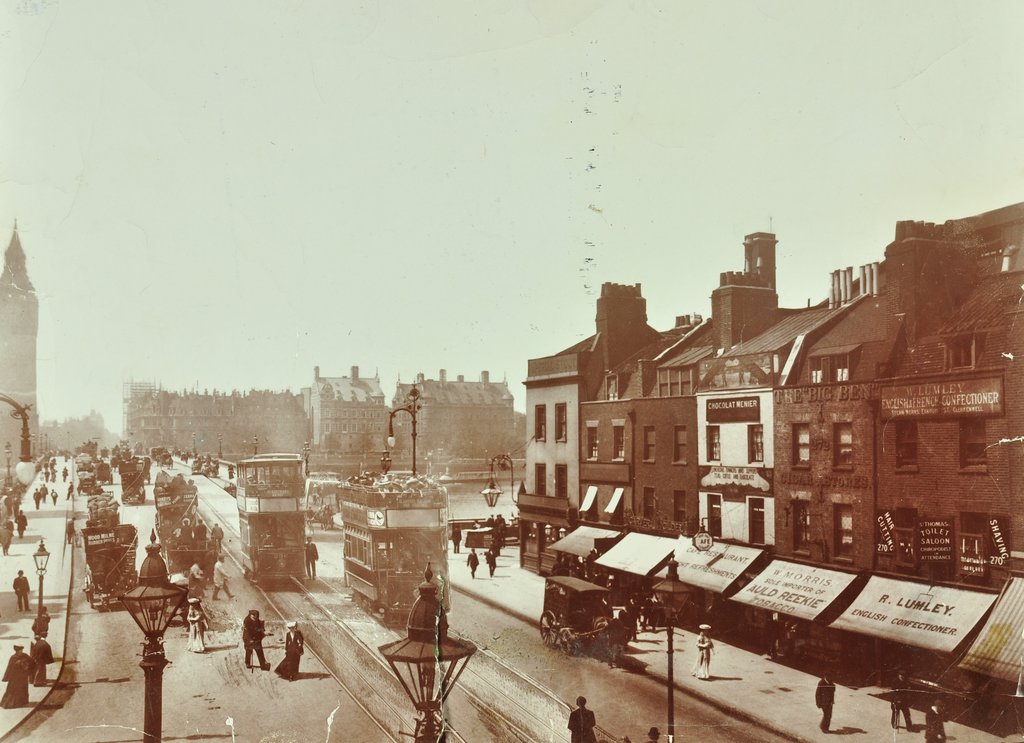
[
  {"left": 186, "top": 598, "right": 207, "bottom": 653},
  {"left": 693, "top": 626, "right": 714, "bottom": 679},
  {"left": 274, "top": 621, "right": 304, "bottom": 681}
]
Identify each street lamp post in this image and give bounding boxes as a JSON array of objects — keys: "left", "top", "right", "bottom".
[
  {"left": 653, "top": 559, "right": 693, "bottom": 743},
  {"left": 379, "top": 565, "right": 476, "bottom": 742},
  {"left": 4, "top": 442, "right": 10, "bottom": 486},
  {"left": 387, "top": 385, "right": 421, "bottom": 476},
  {"left": 33, "top": 539, "right": 49, "bottom": 617},
  {"left": 218, "top": 434, "right": 223, "bottom": 460},
  {"left": 302, "top": 441, "right": 310, "bottom": 477},
  {"left": 0, "top": 393, "right": 38, "bottom": 487},
  {"left": 120, "top": 533, "right": 189, "bottom": 743},
  {"left": 253, "top": 435, "right": 259, "bottom": 456},
  {"left": 480, "top": 453, "right": 514, "bottom": 509},
  {"left": 192, "top": 433, "right": 196, "bottom": 456}
]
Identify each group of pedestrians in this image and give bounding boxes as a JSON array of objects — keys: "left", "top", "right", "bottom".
[
  {"left": 241, "top": 609, "right": 305, "bottom": 681},
  {"left": 465, "top": 544, "right": 500, "bottom": 579}
]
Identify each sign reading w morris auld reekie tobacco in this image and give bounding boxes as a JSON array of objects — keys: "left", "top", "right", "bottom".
[{"left": 879, "top": 376, "right": 1003, "bottom": 419}]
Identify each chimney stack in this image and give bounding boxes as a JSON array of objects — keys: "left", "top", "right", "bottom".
[
  {"left": 351, "top": 365, "right": 359, "bottom": 381},
  {"left": 416, "top": 372, "right": 425, "bottom": 385},
  {"left": 439, "top": 369, "right": 447, "bottom": 384},
  {"left": 481, "top": 370, "right": 490, "bottom": 384},
  {"left": 314, "top": 365, "right": 320, "bottom": 381},
  {"left": 457, "top": 374, "right": 464, "bottom": 383},
  {"left": 871, "top": 262, "right": 880, "bottom": 296}
]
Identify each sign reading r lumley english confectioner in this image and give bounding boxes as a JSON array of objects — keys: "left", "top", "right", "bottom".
[{"left": 879, "top": 377, "right": 1003, "bottom": 419}]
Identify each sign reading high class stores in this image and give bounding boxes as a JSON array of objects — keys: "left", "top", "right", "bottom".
[{"left": 880, "top": 377, "right": 1003, "bottom": 419}]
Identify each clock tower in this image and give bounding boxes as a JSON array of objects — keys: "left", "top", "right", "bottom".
[{"left": 0, "top": 223, "right": 39, "bottom": 451}]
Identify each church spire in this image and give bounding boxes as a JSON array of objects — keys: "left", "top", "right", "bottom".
[{"left": 2, "top": 222, "right": 34, "bottom": 292}]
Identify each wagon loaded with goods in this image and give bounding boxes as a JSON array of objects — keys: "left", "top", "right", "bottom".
[
  {"left": 118, "top": 456, "right": 146, "bottom": 505},
  {"left": 154, "top": 471, "right": 214, "bottom": 573},
  {"left": 539, "top": 576, "right": 612, "bottom": 656},
  {"left": 82, "top": 523, "right": 138, "bottom": 610}
]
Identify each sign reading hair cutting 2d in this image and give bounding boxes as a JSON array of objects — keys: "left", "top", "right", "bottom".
[
  {"left": 880, "top": 377, "right": 1003, "bottom": 419},
  {"left": 731, "top": 560, "right": 858, "bottom": 621},
  {"left": 706, "top": 396, "right": 761, "bottom": 423}
]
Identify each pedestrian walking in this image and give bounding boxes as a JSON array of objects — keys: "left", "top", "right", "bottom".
[
  {"left": 274, "top": 621, "right": 304, "bottom": 681},
  {"left": 187, "top": 562, "right": 204, "bottom": 599},
  {"left": 646, "top": 728, "right": 660, "bottom": 742},
  {"left": 485, "top": 548, "right": 497, "bottom": 578},
  {"left": 606, "top": 612, "right": 626, "bottom": 667},
  {"left": 66, "top": 519, "right": 75, "bottom": 545},
  {"left": 467, "top": 549, "right": 479, "bottom": 579},
  {"left": 243, "top": 609, "right": 270, "bottom": 671},
  {"left": 66, "top": 482, "right": 74, "bottom": 500},
  {"left": 212, "top": 554, "right": 234, "bottom": 599},
  {"left": 32, "top": 607, "right": 50, "bottom": 638},
  {"left": 304, "top": 537, "right": 319, "bottom": 579},
  {"left": 186, "top": 598, "right": 207, "bottom": 653},
  {"left": 890, "top": 671, "right": 914, "bottom": 730},
  {"left": 567, "top": 695, "right": 598, "bottom": 743},
  {"left": 0, "top": 645, "right": 34, "bottom": 708},
  {"left": 12, "top": 571, "right": 30, "bottom": 612},
  {"left": 15, "top": 512, "right": 26, "bottom": 539},
  {"left": 0, "top": 524, "right": 12, "bottom": 556},
  {"left": 619, "top": 603, "right": 637, "bottom": 643},
  {"left": 32, "top": 490, "right": 41, "bottom": 510},
  {"left": 924, "top": 700, "right": 946, "bottom": 743},
  {"left": 210, "top": 523, "right": 224, "bottom": 555},
  {"left": 50, "top": 489, "right": 57, "bottom": 506},
  {"left": 29, "top": 635, "right": 52, "bottom": 687},
  {"left": 451, "top": 525, "right": 462, "bottom": 554},
  {"left": 693, "top": 625, "right": 714, "bottom": 679},
  {"left": 815, "top": 674, "right": 836, "bottom": 733}
]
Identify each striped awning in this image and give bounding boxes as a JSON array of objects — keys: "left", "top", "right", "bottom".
[
  {"left": 595, "top": 532, "right": 677, "bottom": 577},
  {"left": 547, "top": 525, "right": 622, "bottom": 557},
  {"left": 960, "top": 577, "right": 1024, "bottom": 680}
]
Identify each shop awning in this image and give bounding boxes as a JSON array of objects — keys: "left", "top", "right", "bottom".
[
  {"left": 831, "top": 576, "right": 996, "bottom": 654},
  {"left": 595, "top": 532, "right": 677, "bottom": 577},
  {"left": 580, "top": 485, "right": 598, "bottom": 512},
  {"left": 548, "top": 525, "right": 622, "bottom": 557},
  {"left": 654, "top": 538, "right": 765, "bottom": 593},
  {"left": 731, "top": 559, "right": 858, "bottom": 621},
  {"left": 960, "top": 578, "right": 1024, "bottom": 681},
  {"left": 605, "top": 487, "right": 624, "bottom": 514}
]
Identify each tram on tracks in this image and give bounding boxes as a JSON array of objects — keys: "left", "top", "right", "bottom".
[
  {"left": 235, "top": 453, "right": 306, "bottom": 581},
  {"left": 340, "top": 473, "right": 450, "bottom": 625}
]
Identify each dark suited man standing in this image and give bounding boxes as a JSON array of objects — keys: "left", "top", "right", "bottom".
[
  {"left": 304, "top": 537, "right": 319, "bottom": 579},
  {"left": 568, "top": 695, "right": 598, "bottom": 743}
]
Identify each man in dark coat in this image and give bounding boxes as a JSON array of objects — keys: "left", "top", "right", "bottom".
[
  {"left": 304, "top": 537, "right": 319, "bottom": 579},
  {"left": 0, "top": 645, "right": 34, "bottom": 707},
  {"left": 485, "top": 548, "right": 497, "bottom": 578},
  {"left": 242, "top": 609, "right": 270, "bottom": 670},
  {"left": 274, "top": 621, "right": 304, "bottom": 681},
  {"left": 29, "top": 635, "right": 53, "bottom": 687},
  {"left": 816, "top": 675, "right": 836, "bottom": 733},
  {"left": 12, "top": 571, "right": 30, "bottom": 612},
  {"left": 924, "top": 701, "right": 946, "bottom": 743},
  {"left": 32, "top": 607, "right": 50, "bottom": 638},
  {"left": 451, "top": 525, "right": 462, "bottom": 554},
  {"left": 15, "top": 512, "right": 26, "bottom": 539},
  {"left": 466, "top": 549, "right": 479, "bottom": 579},
  {"left": 891, "top": 671, "right": 914, "bottom": 730},
  {"left": 567, "top": 695, "right": 597, "bottom": 743}
]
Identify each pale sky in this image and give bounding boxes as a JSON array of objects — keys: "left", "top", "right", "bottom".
[{"left": 1, "top": 1, "right": 1021, "bottom": 431}]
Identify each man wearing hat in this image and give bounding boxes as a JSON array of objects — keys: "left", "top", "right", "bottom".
[
  {"left": 274, "top": 620, "right": 304, "bottom": 681},
  {"left": 646, "top": 727, "right": 660, "bottom": 741},
  {"left": 0, "top": 645, "right": 34, "bottom": 708},
  {"left": 30, "top": 634, "right": 53, "bottom": 687},
  {"left": 567, "top": 695, "right": 598, "bottom": 743},
  {"left": 242, "top": 609, "right": 270, "bottom": 671}
]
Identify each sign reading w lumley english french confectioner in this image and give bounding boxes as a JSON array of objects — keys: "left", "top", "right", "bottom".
[{"left": 879, "top": 377, "right": 1002, "bottom": 419}]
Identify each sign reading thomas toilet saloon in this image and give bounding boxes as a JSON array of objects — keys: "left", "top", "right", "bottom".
[
  {"left": 731, "top": 560, "right": 858, "bottom": 621},
  {"left": 880, "top": 376, "right": 1003, "bottom": 419},
  {"left": 918, "top": 519, "right": 954, "bottom": 563},
  {"left": 831, "top": 576, "right": 996, "bottom": 653}
]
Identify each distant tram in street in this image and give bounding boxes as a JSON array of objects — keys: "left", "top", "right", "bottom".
[
  {"left": 340, "top": 474, "right": 449, "bottom": 624},
  {"left": 236, "top": 453, "right": 306, "bottom": 580}
]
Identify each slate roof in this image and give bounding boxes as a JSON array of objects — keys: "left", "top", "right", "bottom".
[
  {"left": 395, "top": 379, "right": 513, "bottom": 406},
  {"left": 317, "top": 376, "right": 385, "bottom": 403},
  {"left": 940, "top": 271, "right": 1024, "bottom": 335},
  {"left": 726, "top": 305, "right": 847, "bottom": 357}
]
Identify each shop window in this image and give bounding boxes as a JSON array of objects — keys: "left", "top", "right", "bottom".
[
  {"left": 959, "top": 419, "right": 987, "bottom": 468},
  {"left": 895, "top": 420, "right": 917, "bottom": 468},
  {"left": 643, "top": 426, "right": 656, "bottom": 461},
  {"left": 706, "top": 425, "right": 721, "bottom": 462},
  {"left": 534, "top": 405, "right": 546, "bottom": 441},
  {"left": 749, "top": 497, "right": 766, "bottom": 545},
  {"left": 555, "top": 464, "right": 568, "bottom": 499},
  {"left": 707, "top": 494, "right": 722, "bottom": 538},
  {"left": 894, "top": 508, "right": 917, "bottom": 567},
  {"left": 555, "top": 403, "right": 567, "bottom": 442},
  {"left": 833, "top": 422, "right": 853, "bottom": 467},
  {"left": 586, "top": 425, "right": 598, "bottom": 460},
  {"left": 748, "top": 424, "right": 764, "bottom": 463},
  {"left": 793, "top": 501, "right": 810, "bottom": 551},
  {"left": 834, "top": 504, "right": 854, "bottom": 558},
  {"left": 672, "top": 490, "right": 686, "bottom": 525},
  {"left": 534, "top": 463, "right": 547, "bottom": 496},
  {"left": 960, "top": 511, "right": 987, "bottom": 578},
  {"left": 673, "top": 425, "right": 688, "bottom": 464},
  {"left": 642, "top": 487, "right": 656, "bottom": 519},
  {"left": 792, "top": 423, "right": 810, "bottom": 466},
  {"left": 613, "top": 425, "right": 625, "bottom": 459}
]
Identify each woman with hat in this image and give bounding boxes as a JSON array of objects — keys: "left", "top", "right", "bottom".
[
  {"left": 274, "top": 620, "right": 304, "bottom": 681},
  {"left": 186, "top": 598, "right": 208, "bottom": 653},
  {"left": 0, "top": 644, "right": 34, "bottom": 708},
  {"left": 693, "top": 625, "right": 714, "bottom": 680}
]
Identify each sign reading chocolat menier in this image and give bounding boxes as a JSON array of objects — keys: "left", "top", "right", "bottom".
[
  {"left": 706, "top": 396, "right": 761, "bottom": 423},
  {"left": 880, "top": 377, "right": 1003, "bottom": 419}
]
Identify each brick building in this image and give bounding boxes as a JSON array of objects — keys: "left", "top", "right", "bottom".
[{"left": 308, "top": 365, "right": 387, "bottom": 455}]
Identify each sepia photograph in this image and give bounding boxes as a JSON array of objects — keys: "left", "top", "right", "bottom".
[{"left": 1, "top": 1, "right": 1023, "bottom": 741}]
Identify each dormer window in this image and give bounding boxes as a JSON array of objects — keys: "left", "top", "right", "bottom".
[
  {"left": 947, "top": 334, "right": 984, "bottom": 370},
  {"left": 1001, "top": 245, "right": 1018, "bottom": 272},
  {"left": 605, "top": 374, "right": 619, "bottom": 401},
  {"left": 810, "top": 352, "right": 852, "bottom": 384}
]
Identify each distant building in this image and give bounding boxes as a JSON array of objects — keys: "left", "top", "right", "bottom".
[
  {"left": 391, "top": 369, "right": 515, "bottom": 461},
  {"left": 0, "top": 224, "right": 38, "bottom": 451},
  {"left": 309, "top": 365, "right": 387, "bottom": 455}
]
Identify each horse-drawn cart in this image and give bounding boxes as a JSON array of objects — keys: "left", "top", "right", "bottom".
[
  {"left": 539, "top": 576, "right": 611, "bottom": 656},
  {"left": 82, "top": 523, "right": 138, "bottom": 610}
]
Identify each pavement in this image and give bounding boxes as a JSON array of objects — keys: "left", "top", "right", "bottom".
[
  {"left": 444, "top": 543, "right": 1022, "bottom": 743},
  {"left": 0, "top": 458, "right": 74, "bottom": 740}
]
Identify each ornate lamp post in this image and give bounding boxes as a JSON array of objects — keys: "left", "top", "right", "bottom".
[
  {"left": 33, "top": 539, "right": 49, "bottom": 616},
  {"left": 120, "top": 534, "right": 189, "bottom": 743},
  {"left": 653, "top": 559, "right": 693, "bottom": 743},
  {"left": 302, "top": 441, "right": 310, "bottom": 477},
  {"left": 0, "top": 393, "right": 35, "bottom": 487},
  {"left": 387, "top": 385, "right": 421, "bottom": 476},
  {"left": 252, "top": 435, "right": 259, "bottom": 456},
  {"left": 379, "top": 565, "right": 476, "bottom": 742},
  {"left": 480, "top": 453, "right": 514, "bottom": 509}
]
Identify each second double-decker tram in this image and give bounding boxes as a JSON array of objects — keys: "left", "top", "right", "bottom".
[{"left": 236, "top": 453, "right": 306, "bottom": 580}]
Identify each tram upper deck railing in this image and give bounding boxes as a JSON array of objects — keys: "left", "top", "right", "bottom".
[{"left": 339, "top": 474, "right": 447, "bottom": 509}]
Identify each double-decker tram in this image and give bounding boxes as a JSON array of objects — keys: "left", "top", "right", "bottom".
[
  {"left": 340, "top": 473, "right": 449, "bottom": 624},
  {"left": 236, "top": 453, "right": 306, "bottom": 581}
]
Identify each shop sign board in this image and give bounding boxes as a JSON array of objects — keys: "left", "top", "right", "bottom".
[
  {"left": 706, "top": 396, "right": 761, "bottom": 423},
  {"left": 918, "top": 519, "right": 954, "bottom": 563},
  {"left": 699, "top": 466, "right": 772, "bottom": 495},
  {"left": 876, "top": 510, "right": 897, "bottom": 555},
  {"left": 879, "top": 377, "right": 1003, "bottom": 419},
  {"left": 731, "top": 560, "right": 858, "bottom": 621}
]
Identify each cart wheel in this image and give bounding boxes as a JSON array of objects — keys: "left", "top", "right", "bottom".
[
  {"left": 540, "top": 611, "right": 559, "bottom": 647},
  {"left": 558, "top": 628, "right": 581, "bottom": 657}
]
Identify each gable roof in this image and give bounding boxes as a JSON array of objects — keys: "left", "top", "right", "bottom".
[
  {"left": 726, "top": 305, "right": 846, "bottom": 357},
  {"left": 940, "top": 270, "right": 1024, "bottom": 336},
  {"left": 317, "top": 376, "right": 385, "bottom": 402}
]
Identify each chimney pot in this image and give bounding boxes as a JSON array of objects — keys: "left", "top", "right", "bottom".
[
  {"left": 457, "top": 374, "right": 464, "bottom": 383},
  {"left": 481, "top": 370, "right": 490, "bottom": 384},
  {"left": 351, "top": 365, "right": 359, "bottom": 381},
  {"left": 314, "top": 365, "right": 320, "bottom": 381},
  {"left": 439, "top": 369, "right": 447, "bottom": 384}
]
